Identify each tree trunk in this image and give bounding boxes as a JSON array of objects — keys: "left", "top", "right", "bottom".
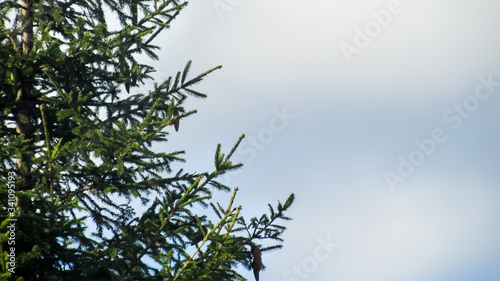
[{"left": 15, "top": 0, "right": 34, "bottom": 211}]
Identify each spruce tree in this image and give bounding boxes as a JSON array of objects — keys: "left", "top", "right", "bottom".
[{"left": 0, "top": 1, "right": 295, "bottom": 280}]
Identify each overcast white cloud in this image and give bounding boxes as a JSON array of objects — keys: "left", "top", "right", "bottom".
[{"left": 148, "top": 0, "right": 500, "bottom": 280}]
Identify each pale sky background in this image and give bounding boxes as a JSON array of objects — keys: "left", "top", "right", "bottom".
[{"left": 141, "top": 0, "right": 500, "bottom": 280}]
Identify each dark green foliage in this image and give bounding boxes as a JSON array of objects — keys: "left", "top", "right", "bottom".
[{"left": 0, "top": 1, "right": 294, "bottom": 280}]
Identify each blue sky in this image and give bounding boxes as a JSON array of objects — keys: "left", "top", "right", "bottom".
[{"left": 141, "top": 0, "right": 500, "bottom": 280}]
